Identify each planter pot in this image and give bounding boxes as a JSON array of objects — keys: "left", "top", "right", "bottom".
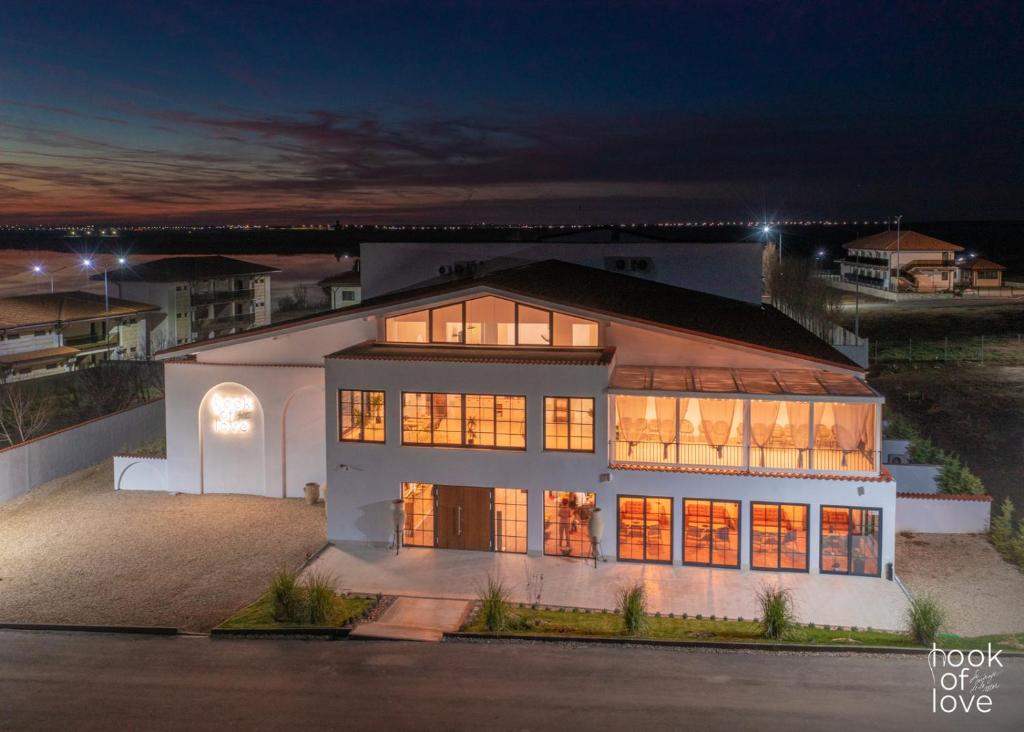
[{"left": 304, "top": 482, "right": 320, "bottom": 505}]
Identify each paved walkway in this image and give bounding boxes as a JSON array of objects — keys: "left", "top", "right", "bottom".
[
  {"left": 307, "top": 542, "right": 909, "bottom": 630},
  {"left": 350, "top": 597, "right": 472, "bottom": 641}
]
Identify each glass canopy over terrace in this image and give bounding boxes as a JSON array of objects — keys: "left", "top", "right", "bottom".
[{"left": 609, "top": 366, "right": 881, "bottom": 475}]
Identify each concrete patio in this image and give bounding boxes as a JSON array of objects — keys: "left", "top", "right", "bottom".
[{"left": 307, "top": 542, "right": 910, "bottom": 631}]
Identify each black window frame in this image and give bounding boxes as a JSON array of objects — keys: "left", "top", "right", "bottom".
[
  {"left": 682, "top": 498, "right": 742, "bottom": 569},
  {"left": 338, "top": 389, "right": 386, "bottom": 443},
  {"left": 543, "top": 396, "right": 596, "bottom": 453},
  {"left": 400, "top": 391, "right": 527, "bottom": 451},
  {"left": 616, "top": 494, "right": 674, "bottom": 565},
  {"left": 819, "top": 505, "right": 883, "bottom": 577},
  {"left": 749, "top": 501, "right": 810, "bottom": 573}
]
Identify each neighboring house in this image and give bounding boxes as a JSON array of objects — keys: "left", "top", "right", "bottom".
[
  {"left": 958, "top": 257, "right": 1006, "bottom": 288},
  {"left": 96, "top": 256, "right": 278, "bottom": 350},
  {"left": 154, "top": 259, "right": 894, "bottom": 580},
  {"left": 0, "top": 291, "right": 157, "bottom": 382},
  {"left": 839, "top": 231, "right": 963, "bottom": 292},
  {"left": 318, "top": 264, "right": 362, "bottom": 309}
]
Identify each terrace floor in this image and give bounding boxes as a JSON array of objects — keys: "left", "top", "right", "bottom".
[{"left": 307, "top": 541, "right": 909, "bottom": 631}]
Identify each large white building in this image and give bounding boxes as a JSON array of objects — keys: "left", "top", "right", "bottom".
[
  {"left": 154, "top": 256, "right": 893, "bottom": 579},
  {"left": 98, "top": 256, "right": 277, "bottom": 351}
]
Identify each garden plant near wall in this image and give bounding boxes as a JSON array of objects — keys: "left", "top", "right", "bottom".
[
  {"left": 990, "top": 498, "right": 1024, "bottom": 571},
  {"left": 884, "top": 412, "right": 986, "bottom": 495}
]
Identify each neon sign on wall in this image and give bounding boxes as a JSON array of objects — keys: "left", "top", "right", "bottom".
[{"left": 211, "top": 393, "right": 254, "bottom": 434}]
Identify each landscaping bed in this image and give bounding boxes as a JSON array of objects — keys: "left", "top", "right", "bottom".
[
  {"left": 460, "top": 605, "right": 1024, "bottom": 652},
  {"left": 217, "top": 592, "right": 377, "bottom": 632}
]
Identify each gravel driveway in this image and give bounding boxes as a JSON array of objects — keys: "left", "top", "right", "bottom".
[
  {"left": 896, "top": 532, "right": 1024, "bottom": 637},
  {"left": 0, "top": 460, "right": 325, "bottom": 631}
]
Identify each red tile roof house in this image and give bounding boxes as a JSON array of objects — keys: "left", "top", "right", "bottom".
[
  {"left": 838, "top": 230, "right": 965, "bottom": 293},
  {"left": 146, "top": 252, "right": 909, "bottom": 628},
  {"left": 958, "top": 257, "right": 1007, "bottom": 289}
]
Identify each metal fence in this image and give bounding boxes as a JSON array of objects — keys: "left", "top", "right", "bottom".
[{"left": 869, "top": 334, "right": 1024, "bottom": 365}]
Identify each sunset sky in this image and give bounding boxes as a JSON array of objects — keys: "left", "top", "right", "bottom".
[{"left": 2, "top": 1, "right": 1021, "bottom": 224}]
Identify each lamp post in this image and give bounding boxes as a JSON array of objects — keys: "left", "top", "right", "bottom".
[
  {"left": 31, "top": 265, "right": 54, "bottom": 293},
  {"left": 893, "top": 215, "right": 903, "bottom": 293},
  {"left": 82, "top": 256, "right": 125, "bottom": 312}
]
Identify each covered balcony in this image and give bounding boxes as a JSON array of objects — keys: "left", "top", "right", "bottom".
[{"left": 609, "top": 366, "right": 882, "bottom": 476}]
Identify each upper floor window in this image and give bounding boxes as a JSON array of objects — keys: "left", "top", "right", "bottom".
[
  {"left": 384, "top": 296, "right": 598, "bottom": 347},
  {"left": 339, "top": 389, "right": 385, "bottom": 443},
  {"left": 402, "top": 392, "right": 526, "bottom": 449},
  {"left": 544, "top": 397, "right": 595, "bottom": 452}
]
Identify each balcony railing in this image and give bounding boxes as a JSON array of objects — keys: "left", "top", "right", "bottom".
[
  {"left": 193, "top": 312, "right": 255, "bottom": 331},
  {"left": 63, "top": 333, "right": 119, "bottom": 349},
  {"left": 611, "top": 440, "right": 879, "bottom": 475},
  {"left": 190, "top": 288, "right": 255, "bottom": 306}
]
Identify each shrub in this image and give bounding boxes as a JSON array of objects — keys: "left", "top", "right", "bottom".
[
  {"left": 906, "top": 594, "right": 945, "bottom": 645},
  {"left": 909, "top": 435, "right": 945, "bottom": 465},
  {"left": 1011, "top": 519, "right": 1024, "bottom": 566},
  {"left": 937, "top": 454, "right": 986, "bottom": 495},
  {"left": 269, "top": 569, "right": 302, "bottom": 623},
  {"left": 478, "top": 574, "right": 511, "bottom": 632},
  {"left": 304, "top": 570, "right": 336, "bottom": 625},
  {"left": 991, "top": 497, "right": 1015, "bottom": 555},
  {"left": 616, "top": 581, "right": 649, "bottom": 636},
  {"left": 756, "top": 582, "right": 796, "bottom": 640}
]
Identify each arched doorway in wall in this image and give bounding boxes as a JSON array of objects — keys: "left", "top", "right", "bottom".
[
  {"left": 199, "top": 382, "right": 265, "bottom": 495},
  {"left": 282, "top": 385, "right": 326, "bottom": 498}
]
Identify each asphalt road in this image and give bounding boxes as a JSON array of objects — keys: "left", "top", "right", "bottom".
[{"left": 1, "top": 631, "right": 1021, "bottom": 731}]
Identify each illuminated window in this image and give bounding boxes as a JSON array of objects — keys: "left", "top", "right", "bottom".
[
  {"left": 812, "top": 402, "right": 877, "bottom": 472},
  {"left": 544, "top": 491, "right": 597, "bottom": 557},
  {"left": 749, "top": 400, "right": 811, "bottom": 469},
  {"left": 494, "top": 488, "right": 528, "bottom": 554},
  {"left": 751, "top": 502, "right": 808, "bottom": 571},
  {"left": 385, "top": 309, "right": 428, "bottom": 342},
  {"left": 544, "top": 397, "right": 595, "bottom": 452},
  {"left": 821, "top": 506, "right": 881, "bottom": 576},
  {"left": 402, "top": 392, "right": 525, "bottom": 449},
  {"left": 553, "top": 312, "right": 598, "bottom": 346},
  {"left": 338, "top": 390, "right": 385, "bottom": 443},
  {"left": 402, "top": 482, "right": 435, "bottom": 547},
  {"left": 617, "top": 495, "right": 673, "bottom": 563},
  {"left": 384, "top": 298, "right": 598, "bottom": 348},
  {"left": 683, "top": 499, "right": 740, "bottom": 568}
]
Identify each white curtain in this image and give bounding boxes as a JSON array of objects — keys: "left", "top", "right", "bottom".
[
  {"left": 787, "top": 402, "right": 811, "bottom": 468},
  {"left": 616, "top": 396, "right": 647, "bottom": 456},
  {"left": 698, "top": 399, "right": 736, "bottom": 458},
  {"left": 833, "top": 403, "right": 871, "bottom": 466},
  {"left": 749, "top": 401, "right": 780, "bottom": 467},
  {"left": 654, "top": 397, "right": 677, "bottom": 459}
]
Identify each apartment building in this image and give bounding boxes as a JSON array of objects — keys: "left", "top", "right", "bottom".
[{"left": 0, "top": 291, "right": 157, "bottom": 382}]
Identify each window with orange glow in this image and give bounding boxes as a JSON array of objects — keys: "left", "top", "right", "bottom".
[
  {"left": 751, "top": 502, "right": 808, "bottom": 571},
  {"left": 544, "top": 491, "right": 597, "bottom": 557},
  {"left": 493, "top": 488, "right": 528, "bottom": 554},
  {"left": 401, "top": 392, "right": 525, "bottom": 449},
  {"left": 402, "top": 482, "right": 435, "bottom": 547},
  {"left": 618, "top": 495, "right": 673, "bottom": 563},
  {"left": 812, "top": 402, "right": 877, "bottom": 472},
  {"left": 544, "top": 397, "right": 595, "bottom": 451},
  {"left": 384, "top": 297, "right": 598, "bottom": 347},
  {"left": 821, "top": 506, "right": 881, "bottom": 576},
  {"left": 338, "top": 390, "right": 385, "bottom": 442},
  {"left": 683, "top": 499, "right": 740, "bottom": 568}
]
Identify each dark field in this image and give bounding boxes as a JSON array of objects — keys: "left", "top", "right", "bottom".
[{"left": 845, "top": 300, "right": 1024, "bottom": 507}]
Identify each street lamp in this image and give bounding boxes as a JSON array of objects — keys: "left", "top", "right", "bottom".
[
  {"left": 81, "top": 257, "right": 110, "bottom": 312},
  {"left": 31, "top": 264, "right": 54, "bottom": 293}
]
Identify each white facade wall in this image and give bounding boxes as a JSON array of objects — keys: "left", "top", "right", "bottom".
[
  {"left": 324, "top": 356, "right": 896, "bottom": 572},
  {"left": 895, "top": 495, "right": 990, "bottom": 533},
  {"left": 164, "top": 360, "right": 326, "bottom": 497},
  {"left": 360, "top": 241, "right": 763, "bottom": 304},
  {"left": 114, "top": 455, "right": 168, "bottom": 492}
]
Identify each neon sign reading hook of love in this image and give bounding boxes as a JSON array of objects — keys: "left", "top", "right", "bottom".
[{"left": 211, "top": 393, "right": 254, "bottom": 434}]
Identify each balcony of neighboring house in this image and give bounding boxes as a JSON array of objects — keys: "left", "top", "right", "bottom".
[
  {"left": 189, "top": 286, "right": 256, "bottom": 306},
  {"left": 608, "top": 366, "right": 883, "bottom": 477},
  {"left": 841, "top": 255, "right": 889, "bottom": 268},
  {"left": 61, "top": 323, "right": 120, "bottom": 352},
  {"left": 192, "top": 311, "right": 255, "bottom": 333}
]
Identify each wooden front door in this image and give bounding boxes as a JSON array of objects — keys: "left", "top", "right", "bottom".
[{"left": 435, "top": 485, "right": 492, "bottom": 551}]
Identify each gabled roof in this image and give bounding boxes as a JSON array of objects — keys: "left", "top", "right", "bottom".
[
  {"left": 842, "top": 231, "right": 963, "bottom": 252},
  {"left": 157, "top": 260, "right": 860, "bottom": 370},
  {"left": 959, "top": 257, "right": 1006, "bottom": 271},
  {"left": 318, "top": 269, "right": 361, "bottom": 287},
  {"left": 95, "top": 255, "right": 279, "bottom": 283},
  {"left": 329, "top": 341, "right": 614, "bottom": 366},
  {"left": 0, "top": 291, "right": 158, "bottom": 329}
]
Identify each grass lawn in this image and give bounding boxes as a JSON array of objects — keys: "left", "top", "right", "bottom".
[
  {"left": 463, "top": 607, "right": 1024, "bottom": 651},
  {"left": 218, "top": 593, "right": 376, "bottom": 630}
]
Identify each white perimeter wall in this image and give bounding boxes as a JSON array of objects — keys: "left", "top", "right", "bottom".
[
  {"left": 895, "top": 495, "right": 991, "bottom": 533},
  {"left": 359, "top": 241, "right": 764, "bottom": 304},
  {"left": 325, "top": 356, "right": 896, "bottom": 572},
  {"left": 114, "top": 455, "right": 168, "bottom": 492},
  {"left": 164, "top": 361, "right": 326, "bottom": 497},
  {"left": 0, "top": 399, "right": 165, "bottom": 505}
]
